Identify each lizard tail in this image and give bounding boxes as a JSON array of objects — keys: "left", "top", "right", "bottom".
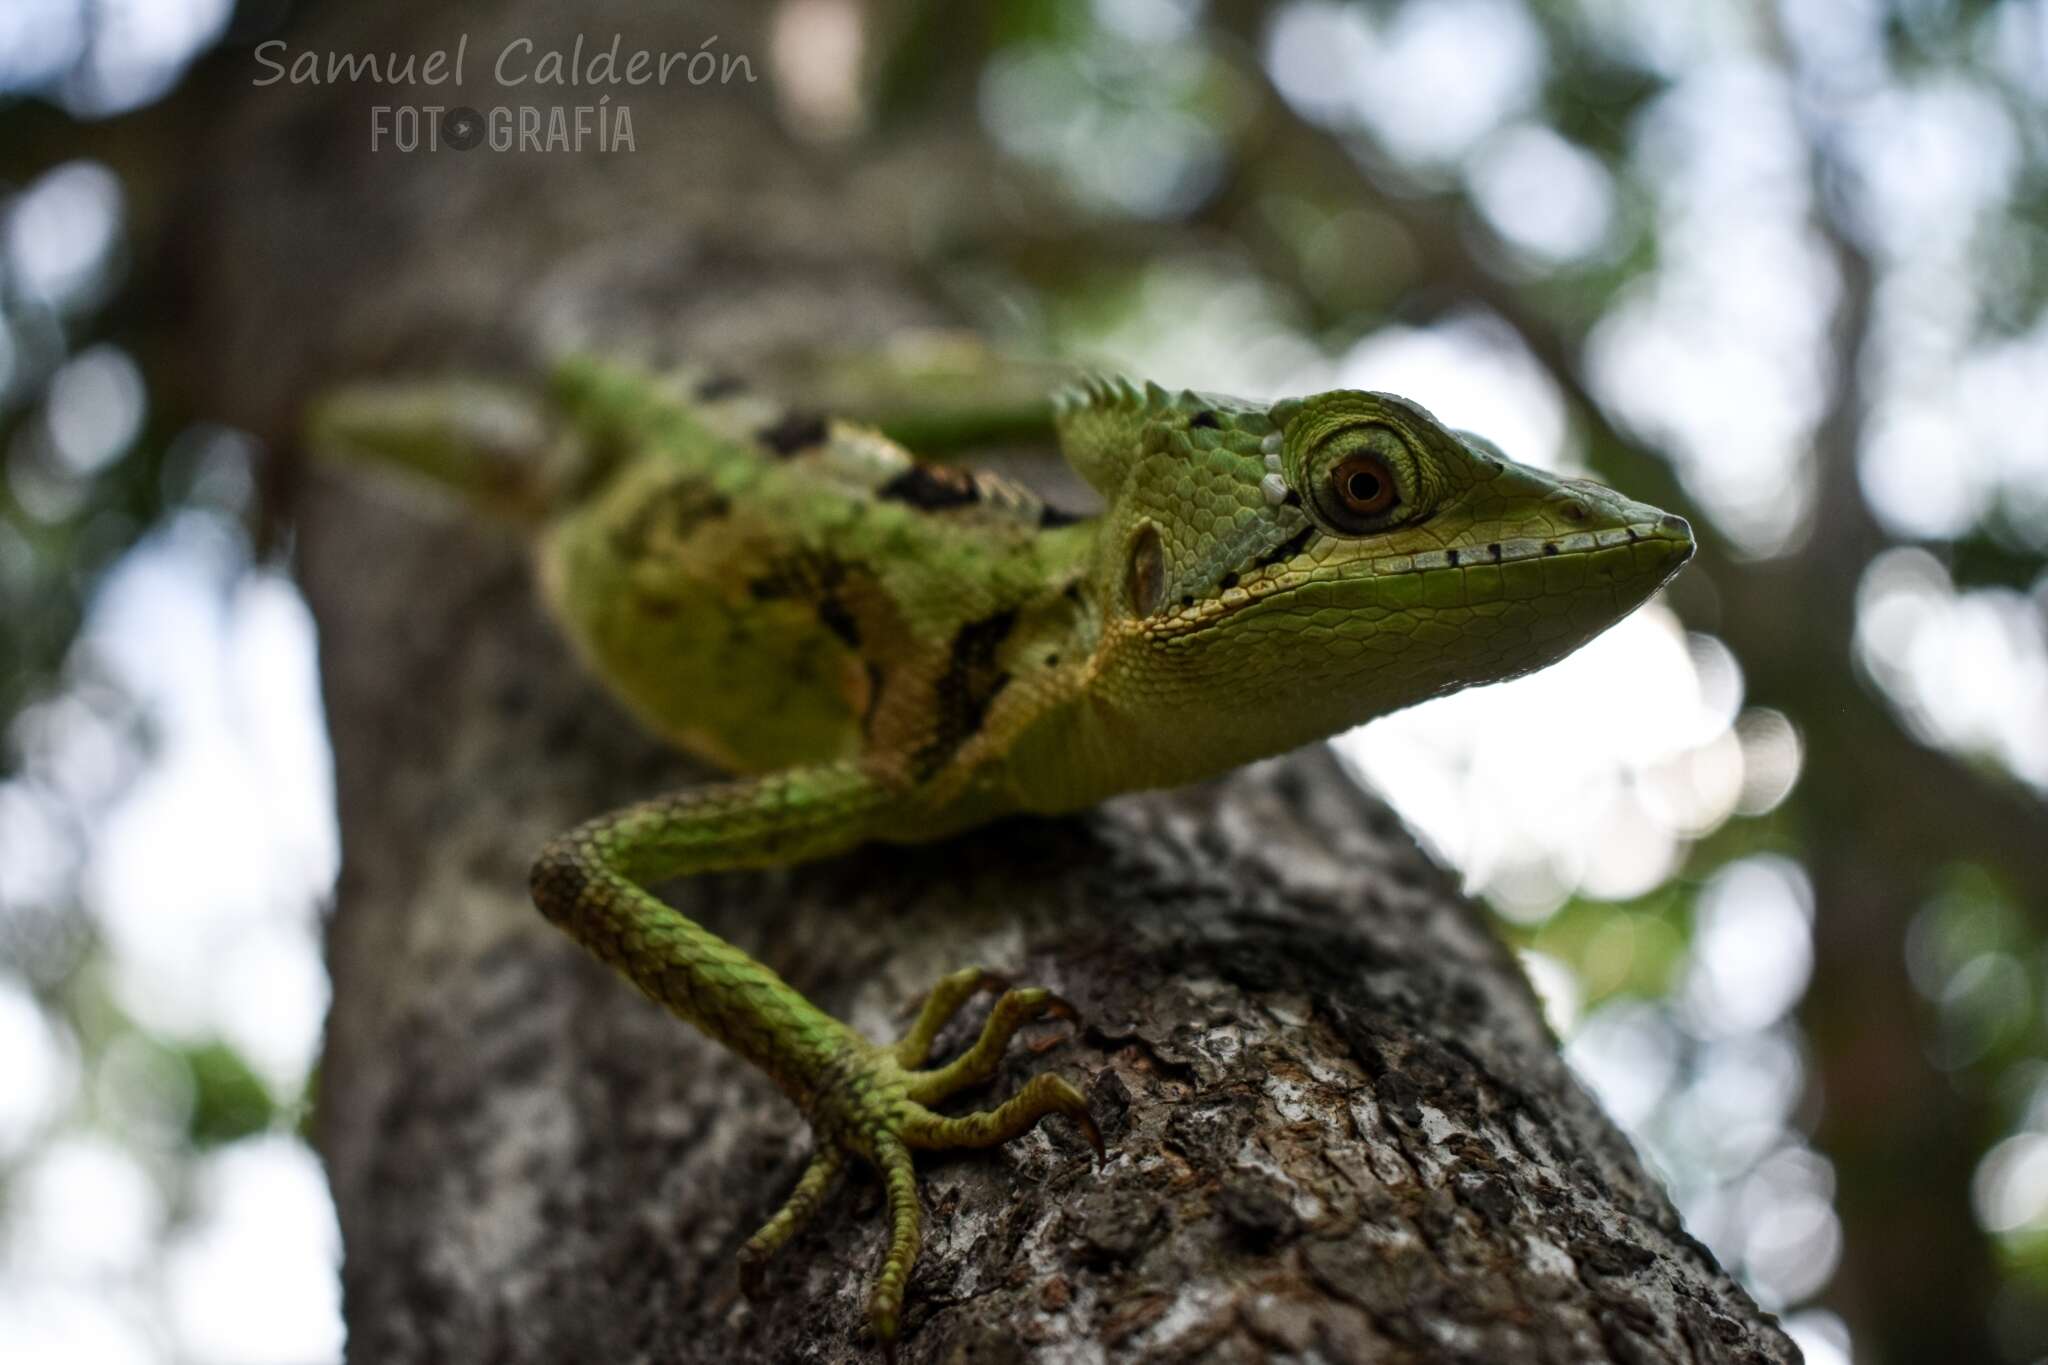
[{"left": 304, "top": 379, "right": 575, "bottom": 524}]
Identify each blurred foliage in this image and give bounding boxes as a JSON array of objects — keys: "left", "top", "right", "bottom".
[{"left": 183, "top": 1041, "right": 285, "bottom": 1148}]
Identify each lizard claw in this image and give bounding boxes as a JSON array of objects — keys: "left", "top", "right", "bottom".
[
  {"left": 737, "top": 967, "right": 1097, "bottom": 1356},
  {"left": 1075, "top": 1105, "right": 1106, "bottom": 1166}
]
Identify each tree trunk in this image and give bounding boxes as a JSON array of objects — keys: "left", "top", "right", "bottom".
[{"left": 159, "top": 2, "right": 1797, "bottom": 1360}]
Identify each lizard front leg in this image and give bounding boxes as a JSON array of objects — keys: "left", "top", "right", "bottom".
[{"left": 526, "top": 763, "right": 1098, "bottom": 1354}]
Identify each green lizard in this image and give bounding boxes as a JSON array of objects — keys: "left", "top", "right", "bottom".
[{"left": 311, "top": 357, "right": 1693, "bottom": 1354}]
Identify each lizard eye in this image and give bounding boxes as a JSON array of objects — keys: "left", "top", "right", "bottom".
[
  {"left": 1306, "top": 437, "right": 1411, "bottom": 535},
  {"left": 1332, "top": 453, "right": 1397, "bottom": 519},
  {"left": 1279, "top": 397, "right": 1445, "bottom": 537}
]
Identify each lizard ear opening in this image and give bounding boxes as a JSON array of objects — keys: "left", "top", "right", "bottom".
[{"left": 1125, "top": 523, "right": 1166, "bottom": 618}]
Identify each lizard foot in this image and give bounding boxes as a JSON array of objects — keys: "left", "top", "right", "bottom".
[{"left": 735, "top": 966, "right": 1101, "bottom": 1357}]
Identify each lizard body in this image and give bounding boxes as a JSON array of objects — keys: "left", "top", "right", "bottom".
[{"left": 311, "top": 356, "right": 1693, "bottom": 1353}]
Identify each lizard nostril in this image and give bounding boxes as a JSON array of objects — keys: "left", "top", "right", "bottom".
[{"left": 1659, "top": 513, "right": 1691, "bottom": 537}]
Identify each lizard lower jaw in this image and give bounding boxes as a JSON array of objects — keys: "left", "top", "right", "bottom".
[{"left": 1266, "top": 514, "right": 1696, "bottom": 614}]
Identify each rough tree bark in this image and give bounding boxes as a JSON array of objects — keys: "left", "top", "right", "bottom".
[{"left": 155, "top": 2, "right": 1798, "bottom": 1360}]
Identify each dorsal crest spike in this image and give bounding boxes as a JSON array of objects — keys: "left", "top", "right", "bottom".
[{"left": 1143, "top": 380, "right": 1170, "bottom": 411}]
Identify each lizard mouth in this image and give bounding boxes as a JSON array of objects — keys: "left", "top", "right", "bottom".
[
  {"left": 1331, "top": 513, "right": 1693, "bottom": 580},
  {"left": 1154, "top": 513, "right": 1694, "bottom": 642}
]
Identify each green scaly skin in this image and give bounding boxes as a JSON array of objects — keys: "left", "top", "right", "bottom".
[{"left": 309, "top": 357, "right": 1693, "bottom": 1354}]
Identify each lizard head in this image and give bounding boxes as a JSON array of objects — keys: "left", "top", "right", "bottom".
[{"left": 1090, "top": 385, "right": 1694, "bottom": 754}]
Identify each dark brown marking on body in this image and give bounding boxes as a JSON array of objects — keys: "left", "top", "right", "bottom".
[
  {"left": 1189, "top": 410, "right": 1221, "bottom": 429},
  {"left": 608, "top": 476, "right": 731, "bottom": 558},
  {"left": 746, "top": 549, "right": 846, "bottom": 602},
  {"left": 911, "top": 608, "right": 1018, "bottom": 778},
  {"left": 756, "top": 410, "right": 829, "bottom": 457},
  {"left": 745, "top": 550, "right": 869, "bottom": 663},
  {"left": 694, "top": 373, "right": 748, "bottom": 400},
  {"left": 818, "top": 599, "right": 861, "bottom": 650},
  {"left": 860, "top": 662, "right": 886, "bottom": 738},
  {"left": 878, "top": 464, "right": 979, "bottom": 511},
  {"left": 1038, "top": 503, "right": 1087, "bottom": 529}
]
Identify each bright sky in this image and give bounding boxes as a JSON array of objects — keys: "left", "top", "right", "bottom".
[{"left": 0, "top": 512, "right": 341, "bottom": 1365}]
